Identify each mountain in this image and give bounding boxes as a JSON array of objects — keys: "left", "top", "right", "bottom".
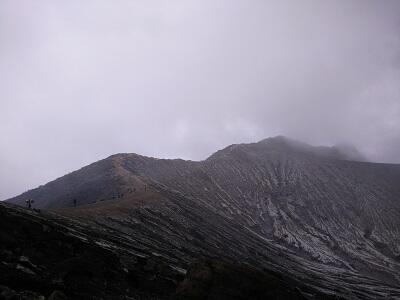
[
  {"left": 4, "top": 136, "right": 400, "bottom": 299},
  {"left": 6, "top": 136, "right": 367, "bottom": 209}
]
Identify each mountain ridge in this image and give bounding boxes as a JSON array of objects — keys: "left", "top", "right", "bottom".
[
  {"left": 4, "top": 136, "right": 400, "bottom": 299},
  {"left": 6, "top": 136, "right": 370, "bottom": 208}
]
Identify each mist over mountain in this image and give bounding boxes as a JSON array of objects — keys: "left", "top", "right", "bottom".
[
  {"left": 1, "top": 1, "right": 400, "bottom": 299},
  {"left": 4, "top": 136, "right": 400, "bottom": 299},
  {"left": 1, "top": 0, "right": 400, "bottom": 201}
]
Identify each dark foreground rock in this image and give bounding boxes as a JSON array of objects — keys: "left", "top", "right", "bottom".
[
  {"left": 0, "top": 202, "right": 348, "bottom": 300},
  {"left": 0, "top": 202, "right": 178, "bottom": 299},
  {"left": 175, "top": 261, "right": 336, "bottom": 300}
]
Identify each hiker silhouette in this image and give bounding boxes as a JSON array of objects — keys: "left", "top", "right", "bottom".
[{"left": 26, "top": 199, "right": 34, "bottom": 209}]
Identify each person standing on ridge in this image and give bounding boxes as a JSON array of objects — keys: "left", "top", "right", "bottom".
[{"left": 26, "top": 199, "right": 34, "bottom": 209}]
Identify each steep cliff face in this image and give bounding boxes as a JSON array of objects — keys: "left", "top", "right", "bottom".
[{"left": 5, "top": 136, "right": 400, "bottom": 299}]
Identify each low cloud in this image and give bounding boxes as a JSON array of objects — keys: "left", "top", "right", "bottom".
[{"left": 1, "top": 0, "right": 400, "bottom": 199}]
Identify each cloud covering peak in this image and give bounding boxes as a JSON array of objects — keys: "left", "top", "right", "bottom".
[{"left": 1, "top": 0, "right": 400, "bottom": 199}]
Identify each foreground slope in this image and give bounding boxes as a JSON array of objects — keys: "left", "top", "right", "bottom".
[
  {"left": 0, "top": 201, "right": 345, "bottom": 299},
  {"left": 6, "top": 136, "right": 400, "bottom": 299}
]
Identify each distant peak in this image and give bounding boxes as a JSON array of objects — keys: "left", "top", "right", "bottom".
[
  {"left": 333, "top": 143, "right": 367, "bottom": 162},
  {"left": 258, "top": 136, "right": 366, "bottom": 162},
  {"left": 259, "top": 135, "right": 290, "bottom": 143},
  {"left": 258, "top": 135, "right": 311, "bottom": 150}
]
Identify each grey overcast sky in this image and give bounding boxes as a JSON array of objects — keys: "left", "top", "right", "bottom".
[{"left": 1, "top": 0, "right": 400, "bottom": 200}]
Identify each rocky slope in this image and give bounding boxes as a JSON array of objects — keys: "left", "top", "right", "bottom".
[
  {"left": 5, "top": 136, "right": 400, "bottom": 299},
  {"left": 0, "top": 201, "right": 341, "bottom": 300}
]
